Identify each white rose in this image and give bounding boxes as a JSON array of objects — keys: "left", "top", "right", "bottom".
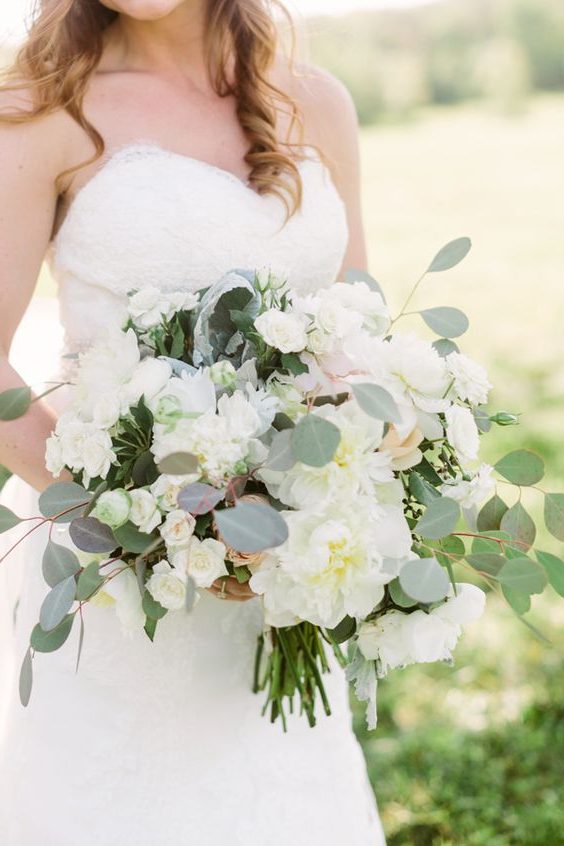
[
  {"left": 150, "top": 370, "right": 216, "bottom": 419},
  {"left": 45, "top": 435, "right": 64, "bottom": 477},
  {"left": 254, "top": 309, "right": 308, "bottom": 353},
  {"left": 433, "top": 583, "right": 486, "bottom": 627},
  {"left": 306, "top": 326, "right": 334, "bottom": 355},
  {"left": 150, "top": 475, "right": 191, "bottom": 511},
  {"left": 146, "top": 560, "right": 186, "bottom": 610},
  {"left": 159, "top": 508, "right": 196, "bottom": 549},
  {"left": 445, "top": 404, "right": 480, "bottom": 463},
  {"left": 129, "top": 489, "right": 162, "bottom": 534},
  {"left": 446, "top": 352, "right": 492, "bottom": 406},
  {"left": 171, "top": 537, "right": 228, "bottom": 588},
  {"left": 441, "top": 463, "right": 495, "bottom": 509},
  {"left": 80, "top": 429, "right": 116, "bottom": 481},
  {"left": 93, "top": 489, "right": 131, "bottom": 529}
]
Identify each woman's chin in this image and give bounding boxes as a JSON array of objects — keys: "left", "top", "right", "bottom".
[{"left": 100, "top": 0, "right": 187, "bottom": 22}]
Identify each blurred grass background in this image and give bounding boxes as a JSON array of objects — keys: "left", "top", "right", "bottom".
[{"left": 4, "top": 0, "right": 564, "bottom": 841}]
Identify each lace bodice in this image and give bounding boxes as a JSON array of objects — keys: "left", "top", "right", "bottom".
[{"left": 47, "top": 142, "right": 349, "bottom": 350}]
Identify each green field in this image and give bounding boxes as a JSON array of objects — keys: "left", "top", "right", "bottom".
[{"left": 353, "top": 96, "right": 564, "bottom": 845}]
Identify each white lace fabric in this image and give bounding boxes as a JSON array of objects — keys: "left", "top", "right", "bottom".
[{"left": 0, "top": 143, "right": 386, "bottom": 845}]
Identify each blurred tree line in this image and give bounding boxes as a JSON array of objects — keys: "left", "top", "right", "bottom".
[{"left": 306, "top": 0, "right": 564, "bottom": 123}]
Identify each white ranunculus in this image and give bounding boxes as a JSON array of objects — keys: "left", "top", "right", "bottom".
[
  {"left": 358, "top": 611, "right": 413, "bottom": 671},
  {"left": 93, "top": 489, "right": 131, "bottom": 530},
  {"left": 207, "top": 360, "right": 237, "bottom": 387},
  {"left": 159, "top": 508, "right": 197, "bottom": 549},
  {"left": 129, "top": 489, "right": 162, "bottom": 534},
  {"left": 254, "top": 309, "right": 308, "bottom": 353},
  {"left": 433, "top": 583, "right": 486, "bottom": 627},
  {"left": 45, "top": 435, "right": 64, "bottom": 477},
  {"left": 172, "top": 537, "right": 228, "bottom": 588},
  {"left": 445, "top": 404, "right": 480, "bottom": 463},
  {"left": 446, "top": 352, "right": 492, "bottom": 406},
  {"left": 441, "top": 464, "right": 495, "bottom": 509},
  {"left": 146, "top": 560, "right": 186, "bottom": 610}
]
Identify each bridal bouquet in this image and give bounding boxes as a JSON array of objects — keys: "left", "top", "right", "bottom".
[{"left": 1, "top": 237, "right": 563, "bottom": 730}]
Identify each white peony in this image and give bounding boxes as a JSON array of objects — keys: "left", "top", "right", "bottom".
[
  {"left": 146, "top": 560, "right": 186, "bottom": 610},
  {"left": 75, "top": 329, "right": 140, "bottom": 418},
  {"left": 171, "top": 537, "right": 228, "bottom": 588},
  {"left": 93, "top": 489, "right": 131, "bottom": 530},
  {"left": 441, "top": 463, "right": 495, "bottom": 509},
  {"left": 402, "top": 610, "right": 458, "bottom": 663},
  {"left": 433, "top": 582, "right": 486, "bottom": 627},
  {"left": 123, "top": 358, "right": 171, "bottom": 408},
  {"left": 324, "top": 281, "right": 391, "bottom": 337},
  {"left": 159, "top": 509, "right": 197, "bottom": 549},
  {"left": 254, "top": 309, "right": 308, "bottom": 353},
  {"left": 446, "top": 351, "right": 492, "bottom": 406},
  {"left": 150, "top": 369, "right": 216, "bottom": 423},
  {"left": 445, "top": 404, "right": 480, "bottom": 463},
  {"left": 358, "top": 610, "right": 413, "bottom": 671},
  {"left": 129, "top": 489, "right": 162, "bottom": 534}
]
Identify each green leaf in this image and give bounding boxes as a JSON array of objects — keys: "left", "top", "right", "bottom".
[
  {"left": 399, "top": 557, "right": 451, "bottom": 603},
  {"left": 113, "top": 522, "right": 156, "bottom": 554},
  {"left": 497, "top": 557, "right": 547, "bottom": 595},
  {"left": 435, "top": 535, "right": 466, "bottom": 567},
  {"left": 19, "top": 648, "right": 33, "bottom": 707},
  {"left": 157, "top": 452, "right": 199, "bottom": 476},
  {"left": 291, "top": 414, "right": 341, "bottom": 468},
  {"left": 351, "top": 383, "right": 402, "bottom": 423},
  {"left": 233, "top": 566, "right": 251, "bottom": 584},
  {"left": 344, "top": 267, "right": 387, "bottom": 301},
  {"left": 281, "top": 353, "right": 309, "bottom": 376},
  {"left": 69, "top": 516, "right": 117, "bottom": 553},
  {"left": 416, "top": 497, "right": 460, "bottom": 540},
  {"left": 0, "top": 386, "right": 32, "bottom": 420},
  {"left": 420, "top": 307, "right": 469, "bottom": 338},
  {"left": 39, "top": 575, "right": 77, "bottom": 631},
  {"left": 544, "top": 493, "right": 564, "bottom": 542},
  {"left": 142, "top": 590, "right": 167, "bottom": 620},
  {"left": 473, "top": 408, "right": 491, "bottom": 434},
  {"left": 0, "top": 504, "right": 22, "bottom": 533},
  {"left": 327, "top": 615, "right": 356, "bottom": 644},
  {"left": 427, "top": 237, "right": 472, "bottom": 273},
  {"left": 388, "top": 578, "right": 418, "bottom": 608},
  {"left": 144, "top": 616, "right": 158, "bottom": 641},
  {"left": 131, "top": 451, "right": 159, "bottom": 486},
  {"left": 500, "top": 502, "right": 536, "bottom": 551},
  {"left": 477, "top": 495, "right": 508, "bottom": 532},
  {"left": 466, "top": 552, "right": 506, "bottom": 576},
  {"left": 185, "top": 574, "right": 197, "bottom": 612},
  {"left": 264, "top": 429, "right": 295, "bottom": 472},
  {"left": 38, "top": 481, "right": 92, "bottom": 524},
  {"left": 417, "top": 457, "right": 444, "bottom": 486},
  {"left": 178, "top": 482, "right": 225, "bottom": 515},
  {"left": 536, "top": 550, "right": 564, "bottom": 598},
  {"left": 432, "top": 338, "right": 460, "bottom": 358},
  {"left": 30, "top": 614, "right": 74, "bottom": 653},
  {"left": 76, "top": 562, "right": 104, "bottom": 601},
  {"left": 409, "top": 472, "right": 441, "bottom": 507},
  {"left": 76, "top": 615, "right": 85, "bottom": 674},
  {"left": 42, "top": 541, "right": 81, "bottom": 587},
  {"left": 215, "top": 501, "right": 288, "bottom": 553},
  {"left": 502, "top": 585, "right": 531, "bottom": 616},
  {"left": 494, "top": 450, "right": 545, "bottom": 486}
]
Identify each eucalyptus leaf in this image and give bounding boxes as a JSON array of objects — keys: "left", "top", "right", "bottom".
[
  {"left": 495, "top": 450, "right": 545, "bottom": 486},
  {"left": 69, "top": 516, "right": 117, "bottom": 553},
  {"left": 42, "top": 541, "right": 81, "bottom": 587},
  {"left": 388, "top": 578, "right": 418, "bottom": 608},
  {"left": 544, "top": 493, "right": 564, "bottom": 542},
  {"left": 185, "top": 574, "right": 197, "bottom": 612},
  {"left": 76, "top": 561, "right": 104, "bottom": 602},
  {"left": 75, "top": 614, "right": 85, "bottom": 674},
  {"left": 420, "top": 307, "right": 469, "bottom": 338},
  {"left": 465, "top": 552, "right": 506, "bottom": 576},
  {"left": 500, "top": 502, "right": 536, "bottom": 551},
  {"left": 19, "top": 648, "right": 33, "bottom": 707},
  {"left": 30, "top": 614, "right": 74, "bottom": 653},
  {"left": 502, "top": 585, "right": 531, "bottom": 616},
  {"left": 536, "top": 550, "right": 564, "bottom": 598},
  {"left": 432, "top": 338, "right": 460, "bottom": 358},
  {"left": 327, "top": 615, "right": 356, "bottom": 644},
  {"left": 435, "top": 535, "right": 466, "bottom": 566},
  {"left": 399, "top": 557, "right": 451, "bottom": 604},
  {"left": 178, "top": 483, "right": 226, "bottom": 515},
  {"left": 291, "top": 414, "right": 341, "bottom": 468},
  {"left": 0, "top": 504, "right": 22, "bottom": 534},
  {"left": 113, "top": 522, "right": 156, "bottom": 554},
  {"left": 39, "top": 575, "right": 77, "bottom": 632},
  {"left": 0, "top": 464, "right": 12, "bottom": 493},
  {"left": 264, "top": 429, "right": 295, "bottom": 472},
  {"left": 409, "top": 472, "right": 441, "bottom": 507},
  {"left": 214, "top": 501, "right": 288, "bottom": 553},
  {"left": 416, "top": 497, "right": 460, "bottom": 540},
  {"left": 427, "top": 237, "right": 472, "bottom": 273},
  {"left": 157, "top": 452, "right": 199, "bottom": 476},
  {"left": 144, "top": 616, "right": 158, "bottom": 642},
  {"left": 0, "top": 386, "right": 32, "bottom": 420},
  {"left": 281, "top": 353, "right": 309, "bottom": 376},
  {"left": 477, "top": 495, "right": 508, "bottom": 532},
  {"left": 351, "top": 383, "right": 402, "bottom": 423},
  {"left": 39, "top": 481, "right": 92, "bottom": 524},
  {"left": 497, "top": 557, "right": 547, "bottom": 595}
]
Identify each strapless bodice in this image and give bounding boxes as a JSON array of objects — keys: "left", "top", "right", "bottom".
[{"left": 46, "top": 142, "right": 349, "bottom": 351}]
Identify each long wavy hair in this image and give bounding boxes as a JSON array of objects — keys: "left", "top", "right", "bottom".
[{"left": 0, "top": 0, "right": 306, "bottom": 217}]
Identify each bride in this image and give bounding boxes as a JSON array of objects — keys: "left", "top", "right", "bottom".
[{"left": 0, "top": 0, "right": 386, "bottom": 843}]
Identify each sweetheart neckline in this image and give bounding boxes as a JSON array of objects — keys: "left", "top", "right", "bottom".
[{"left": 53, "top": 141, "right": 344, "bottom": 245}]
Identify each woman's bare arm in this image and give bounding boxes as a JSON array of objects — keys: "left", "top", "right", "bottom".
[{"left": 0, "top": 96, "right": 73, "bottom": 492}]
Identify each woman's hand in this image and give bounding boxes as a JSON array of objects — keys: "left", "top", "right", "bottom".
[{"left": 206, "top": 576, "right": 257, "bottom": 602}]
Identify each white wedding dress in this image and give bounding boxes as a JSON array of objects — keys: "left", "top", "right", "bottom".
[{"left": 0, "top": 142, "right": 386, "bottom": 845}]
